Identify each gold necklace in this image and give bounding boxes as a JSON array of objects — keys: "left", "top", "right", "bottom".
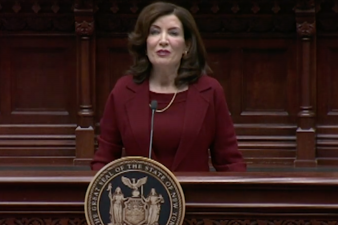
[{"left": 149, "top": 91, "right": 178, "bottom": 113}]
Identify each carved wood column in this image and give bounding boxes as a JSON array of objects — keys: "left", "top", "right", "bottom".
[
  {"left": 294, "top": 0, "right": 317, "bottom": 167},
  {"left": 74, "top": 0, "right": 95, "bottom": 166}
]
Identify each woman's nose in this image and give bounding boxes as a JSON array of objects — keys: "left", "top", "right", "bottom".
[
  {"left": 159, "top": 33, "right": 168, "bottom": 46},
  {"left": 159, "top": 41, "right": 168, "bottom": 47}
]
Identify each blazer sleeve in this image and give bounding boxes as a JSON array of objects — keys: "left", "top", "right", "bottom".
[
  {"left": 91, "top": 90, "right": 123, "bottom": 171},
  {"left": 209, "top": 81, "right": 247, "bottom": 172}
]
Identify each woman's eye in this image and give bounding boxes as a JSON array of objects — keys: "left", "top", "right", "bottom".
[
  {"left": 149, "top": 30, "right": 159, "bottom": 35},
  {"left": 169, "top": 31, "right": 179, "bottom": 36}
]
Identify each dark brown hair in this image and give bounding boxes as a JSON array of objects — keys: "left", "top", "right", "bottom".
[{"left": 127, "top": 1, "right": 212, "bottom": 87}]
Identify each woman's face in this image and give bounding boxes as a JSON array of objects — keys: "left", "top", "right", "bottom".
[{"left": 146, "top": 14, "right": 188, "bottom": 68}]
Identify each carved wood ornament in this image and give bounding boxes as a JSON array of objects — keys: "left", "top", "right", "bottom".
[
  {"left": 297, "top": 21, "right": 316, "bottom": 37},
  {"left": 75, "top": 20, "right": 94, "bottom": 36}
]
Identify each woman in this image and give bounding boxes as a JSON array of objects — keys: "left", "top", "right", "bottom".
[{"left": 91, "top": 2, "right": 246, "bottom": 172}]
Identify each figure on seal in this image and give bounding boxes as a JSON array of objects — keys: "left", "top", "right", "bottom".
[
  {"left": 107, "top": 184, "right": 126, "bottom": 225},
  {"left": 143, "top": 188, "right": 164, "bottom": 225}
]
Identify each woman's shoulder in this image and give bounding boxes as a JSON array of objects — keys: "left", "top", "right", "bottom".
[
  {"left": 112, "top": 75, "right": 135, "bottom": 92},
  {"left": 196, "top": 74, "right": 223, "bottom": 91},
  {"left": 114, "top": 74, "right": 134, "bottom": 87}
]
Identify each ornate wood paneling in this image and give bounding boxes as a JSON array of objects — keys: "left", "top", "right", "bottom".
[
  {"left": 1, "top": 0, "right": 338, "bottom": 168},
  {"left": 0, "top": 0, "right": 78, "bottom": 165},
  {"left": 0, "top": 1, "right": 74, "bottom": 32}
]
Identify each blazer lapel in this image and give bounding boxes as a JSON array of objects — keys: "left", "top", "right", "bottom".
[
  {"left": 125, "top": 80, "right": 150, "bottom": 157},
  {"left": 171, "top": 82, "right": 211, "bottom": 171}
]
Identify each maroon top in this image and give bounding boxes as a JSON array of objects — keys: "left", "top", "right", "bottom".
[
  {"left": 149, "top": 90, "right": 187, "bottom": 170},
  {"left": 91, "top": 75, "right": 246, "bottom": 172}
]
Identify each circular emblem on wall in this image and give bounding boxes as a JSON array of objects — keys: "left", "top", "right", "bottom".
[{"left": 85, "top": 156, "right": 185, "bottom": 225}]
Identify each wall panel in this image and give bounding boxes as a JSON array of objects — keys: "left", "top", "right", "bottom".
[
  {"left": 96, "top": 38, "right": 131, "bottom": 126},
  {"left": 243, "top": 48, "right": 287, "bottom": 114},
  {"left": 0, "top": 36, "right": 77, "bottom": 165},
  {"left": 317, "top": 39, "right": 338, "bottom": 165},
  {"left": 204, "top": 39, "right": 298, "bottom": 166},
  {"left": 0, "top": 37, "right": 77, "bottom": 124}
]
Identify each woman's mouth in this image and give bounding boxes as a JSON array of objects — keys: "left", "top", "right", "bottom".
[{"left": 156, "top": 50, "right": 170, "bottom": 56}]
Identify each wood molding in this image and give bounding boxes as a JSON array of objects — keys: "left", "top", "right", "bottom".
[{"left": 1, "top": 171, "right": 338, "bottom": 224}]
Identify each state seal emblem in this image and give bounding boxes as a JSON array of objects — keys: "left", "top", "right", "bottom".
[{"left": 85, "top": 157, "right": 185, "bottom": 225}]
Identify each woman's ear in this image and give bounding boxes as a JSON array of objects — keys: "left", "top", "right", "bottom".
[{"left": 185, "top": 40, "right": 191, "bottom": 52}]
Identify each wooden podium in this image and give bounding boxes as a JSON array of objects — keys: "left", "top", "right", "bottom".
[{"left": 1, "top": 171, "right": 338, "bottom": 225}]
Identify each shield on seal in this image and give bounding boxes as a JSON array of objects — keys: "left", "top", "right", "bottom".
[{"left": 123, "top": 197, "right": 147, "bottom": 225}]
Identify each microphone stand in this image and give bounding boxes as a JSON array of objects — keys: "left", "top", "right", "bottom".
[{"left": 149, "top": 100, "right": 158, "bottom": 159}]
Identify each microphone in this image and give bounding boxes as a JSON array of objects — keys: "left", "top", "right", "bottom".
[{"left": 149, "top": 100, "right": 158, "bottom": 159}]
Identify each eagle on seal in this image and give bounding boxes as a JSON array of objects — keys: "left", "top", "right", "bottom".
[{"left": 121, "top": 176, "right": 148, "bottom": 197}]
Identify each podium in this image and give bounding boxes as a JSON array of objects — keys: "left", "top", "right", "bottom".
[{"left": 1, "top": 171, "right": 338, "bottom": 225}]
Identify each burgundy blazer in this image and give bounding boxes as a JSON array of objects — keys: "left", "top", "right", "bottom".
[{"left": 91, "top": 75, "right": 246, "bottom": 172}]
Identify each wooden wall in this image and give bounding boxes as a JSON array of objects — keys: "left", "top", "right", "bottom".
[{"left": 1, "top": 0, "right": 338, "bottom": 168}]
